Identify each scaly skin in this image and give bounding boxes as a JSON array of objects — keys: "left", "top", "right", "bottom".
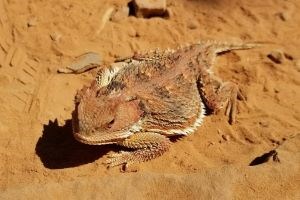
[{"left": 72, "top": 41, "right": 257, "bottom": 169}]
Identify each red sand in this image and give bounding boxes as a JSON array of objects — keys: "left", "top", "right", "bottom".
[{"left": 0, "top": 0, "right": 299, "bottom": 199}]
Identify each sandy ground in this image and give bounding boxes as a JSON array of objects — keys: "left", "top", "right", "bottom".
[{"left": 0, "top": 0, "right": 299, "bottom": 199}]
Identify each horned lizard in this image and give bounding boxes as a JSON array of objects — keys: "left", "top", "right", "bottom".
[{"left": 72, "top": 41, "right": 256, "bottom": 169}]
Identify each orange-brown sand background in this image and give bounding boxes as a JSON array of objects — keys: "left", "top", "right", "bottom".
[{"left": 0, "top": 0, "right": 299, "bottom": 199}]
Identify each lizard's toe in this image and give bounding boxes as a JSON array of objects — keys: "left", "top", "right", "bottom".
[
  {"left": 104, "top": 151, "right": 131, "bottom": 168},
  {"left": 225, "top": 100, "right": 236, "bottom": 124}
]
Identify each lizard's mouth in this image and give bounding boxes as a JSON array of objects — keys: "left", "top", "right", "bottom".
[{"left": 73, "top": 120, "right": 144, "bottom": 145}]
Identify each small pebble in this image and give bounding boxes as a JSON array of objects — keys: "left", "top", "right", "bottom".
[
  {"left": 50, "top": 32, "right": 62, "bottom": 42},
  {"left": 131, "top": 0, "right": 167, "bottom": 18},
  {"left": 27, "top": 17, "right": 38, "bottom": 27},
  {"left": 275, "top": 12, "right": 286, "bottom": 21},
  {"left": 187, "top": 20, "right": 198, "bottom": 30},
  {"left": 267, "top": 50, "right": 283, "bottom": 64},
  {"left": 222, "top": 134, "right": 230, "bottom": 141},
  {"left": 57, "top": 52, "right": 101, "bottom": 74},
  {"left": 283, "top": 52, "right": 293, "bottom": 60},
  {"left": 259, "top": 121, "right": 269, "bottom": 128}
]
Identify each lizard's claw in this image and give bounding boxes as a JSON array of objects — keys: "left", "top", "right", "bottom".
[{"left": 105, "top": 151, "right": 131, "bottom": 168}]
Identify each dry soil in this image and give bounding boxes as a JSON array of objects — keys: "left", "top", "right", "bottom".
[{"left": 0, "top": 0, "right": 299, "bottom": 199}]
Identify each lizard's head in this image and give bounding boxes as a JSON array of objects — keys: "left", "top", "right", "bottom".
[{"left": 72, "top": 81, "right": 144, "bottom": 145}]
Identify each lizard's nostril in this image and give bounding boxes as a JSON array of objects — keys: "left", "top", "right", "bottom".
[{"left": 107, "top": 119, "right": 115, "bottom": 128}]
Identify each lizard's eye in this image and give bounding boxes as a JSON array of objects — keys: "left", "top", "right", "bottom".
[{"left": 107, "top": 119, "right": 115, "bottom": 128}]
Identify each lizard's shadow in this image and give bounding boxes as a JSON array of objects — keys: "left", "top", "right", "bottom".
[{"left": 35, "top": 119, "right": 115, "bottom": 169}]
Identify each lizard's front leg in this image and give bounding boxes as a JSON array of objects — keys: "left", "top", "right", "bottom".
[
  {"left": 105, "top": 132, "right": 170, "bottom": 169},
  {"left": 198, "top": 74, "right": 244, "bottom": 124}
]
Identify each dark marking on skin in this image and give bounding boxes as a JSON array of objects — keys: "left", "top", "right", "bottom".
[
  {"left": 137, "top": 72, "right": 151, "bottom": 82},
  {"left": 107, "top": 81, "right": 126, "bottom": 91},
  {"left": 138, "top": 100, "right": 147, "bottom": 118},
  {"left": 188, "top": 60, "right": 193, "bottom": 68},
  {"left": 109, "top": 67, "right": 115, "bottom": 73},
  {"left": 196, "top": 54, "right": 203, "bottom": 64},
  {"left": 169, "top": 53, "right": 181, "bottom": 64},
  {"left": 155, "top": 86, "right": 170, "bottom": 98},
  {"left": 175, "top": 74, "right": 185, "bottom": 84},
  {"left": 152, "top": 61, "right": 166, "bottom": 71},
  {"left": 96, "top": 87, "right": 109, "bottom": 97}
]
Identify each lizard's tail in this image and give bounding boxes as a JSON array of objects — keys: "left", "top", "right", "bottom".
[{"left": 198, "top": 40, "right": 275, "bottom": 54}]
